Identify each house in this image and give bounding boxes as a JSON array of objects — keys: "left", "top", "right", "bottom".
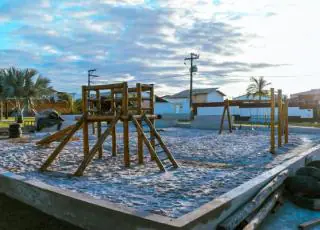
[
  {"left": 163, "top": 88, "right": 226, "bottom": 114},
  {"left": 289, "top": 89, "right": 320, "bottom": 120}
]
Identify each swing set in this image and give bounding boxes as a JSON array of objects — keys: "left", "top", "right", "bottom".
[{"left": 192, "top": 88, "right": 289, "bottom": 153}]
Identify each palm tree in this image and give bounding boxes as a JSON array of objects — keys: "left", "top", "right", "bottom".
[
  {"left": 246, "top": 76, "right": 271, "bottom": 100},
  {"left": 0, "top": 67, "right": 54, "bottom": 117}
]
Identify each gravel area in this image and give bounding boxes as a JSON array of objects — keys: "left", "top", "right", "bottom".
[{"left": 0, "top": 127, "right": 318, "bottom": 218}]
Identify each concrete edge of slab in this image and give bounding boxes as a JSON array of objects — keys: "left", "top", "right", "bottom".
[{"left": 0, "top": 145, "right": 320, "bottom": 229}]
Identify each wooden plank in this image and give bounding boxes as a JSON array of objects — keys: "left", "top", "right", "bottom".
[
  {"left": 82, "top": 86, "right": 89, "bottom": 156},
  {"left": 136, "top": 83, "right": 144, "bottom": 164},
  {"left": 74, "top": 115, "right": 120, "bottom": 176},
  {"left": 243, "top": 189, "right": 283, "bottom": 230},
  {"left": 299, "top": 218, "right": 320, "bottom": 230},
  {"left": 40, "top": 118, "right": 84, "bottom": 172},
  {"left": 123, "top": 82, "right": 130, "bottom": 167},
  {"left": 270, "top": 88, "right": 276, "bottom": 154},
  {"left": 36, "top": 124, "right": 76, "bottom": 145},
  {"left": 278, "top": 89, "right": 282, "bottom": 147},
  {"left": 111, "top": 88, "right": 117, "bottom": 156},
  {"left": 218, "top": 170, "right": 288, "bottom": 230},
  {"left": 132, "top": 116, "right": 165, "bottom": 171},
  {"left": 142, "top": 114, "right": 179, "bottom": 168},
  {"left": 85, "top": 82, "right": 125, "bottom": 91},
  {"left": 96, "top": 90, "right": 103, "bottom": 158}
]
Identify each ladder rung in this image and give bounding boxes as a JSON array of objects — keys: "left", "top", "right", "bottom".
[{"left": 160, "top": 157, "right": 169, "bottom": 161}]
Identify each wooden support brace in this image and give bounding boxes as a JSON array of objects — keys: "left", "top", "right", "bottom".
[
  {"left": 219, "top": 102, "right": 227, "bottom": 135},
  {"left": 36, "top": 124, "right": 77, "bottom": 145},
  {"left": 226, "top": 100, "right": 232, "bottom": 133},
  {"left": 40, "top": 118, "right": 84, "bottom": 172},
  {"left": 74, "top": 115, "right": 120, "bottom": 176}
]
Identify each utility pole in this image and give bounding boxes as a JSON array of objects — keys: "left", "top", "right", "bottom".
[{"left": 184, "top": 53, "right": 199, "bottom": 115}]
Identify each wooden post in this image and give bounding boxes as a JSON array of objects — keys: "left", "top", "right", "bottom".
[
  {"left": 136, "top": 83, "right": 143, "bottom": 164},
  {"left": 0, "top": 100, "right": 3, "bottom": 121},
  {"left": 5, "top": 100, "right": 8, "bottom": 119},
  {"left": 219, "top": 101, "right": 227, "bottom": 134},
  {"left": 96, "top": 90, "right": 103, "bottom": 158},
  {"left": 278, "top": 89, "right": 282, "bottom": 147},
  {"left": 226, "top": 99, "right": 232, "bottom": 133},
  {"left": 82, "top": 86, "right": 89, "bottom": 156},
  {"left": 111, "top": 88, "right": 117, "bottom": 156},
  {"left": 150, "top": 84, "right": 155, "bottom": 149},
  {"left": 123, "top": 82, "right": 130, "bottom": 167},
  {"left": 270, "top": 88, "right": 275, "bottom": 154},
  {"left": 285, "top": 97, "right": 289, "bottom": 144}
]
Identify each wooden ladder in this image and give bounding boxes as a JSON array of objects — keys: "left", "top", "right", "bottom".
[{"left": 132, "top": 114, "right": 179, "bottom": 171}]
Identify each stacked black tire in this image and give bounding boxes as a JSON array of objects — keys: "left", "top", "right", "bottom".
[
  {"left": 286, "top": 161, "right": 320, "bottom": 210},
  {"left": 9, "top": 123, "right": 22, "bottom": 138}
]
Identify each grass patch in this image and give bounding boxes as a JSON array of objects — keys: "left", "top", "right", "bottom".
[{"left": 0, "top": 117, "right": 35, "bottom": 128}]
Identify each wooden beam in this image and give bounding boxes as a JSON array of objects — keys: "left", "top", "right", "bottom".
[
  {"left": 299, "top": 218, "right": 320, "bottom": 230},
  {"left": 218, "top": 170, "right": 287, "bottom": 230},
  {"left": 136, "top": 83, "right": 144, "bottom": 164},
  {"left": 84, "top": 82, "right": 125, "bottom": 91},
  {"left": 123, "top": 82, "right": 130, "bottom": 167},
  {"left": 36, "top": 124, "right": 77, "bottom": 145},
  {"left": 278, "top": 89, "right": 282, "bottom": 147},
  {"left": 270, "top": 88, "right": 276, "bottom": 154},
  {"left": 82, "top": 86, "right": 89, "bottom": 156},
  {"left": 132, "top": 116, "right": 165, "bottom": 171},
  {"left": 40, "top": 118, "right": 84, "bottom": 172},
  {"left": 74, "top": 115, "right": 120, "bottom": 176},
  {"left": 243, "top": 189, "right": 283, "bottom": 230},
  {"left": 111, "top": 88, "right": 117, "bottom": 156}
]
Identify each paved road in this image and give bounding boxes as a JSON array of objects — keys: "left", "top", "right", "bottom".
[{"left": 0, "top": 194, "right": 83, "bottom": 230}]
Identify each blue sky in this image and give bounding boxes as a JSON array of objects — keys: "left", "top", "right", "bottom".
[{"left": 0, "top": 0, "right": 319, "bottom": 97}]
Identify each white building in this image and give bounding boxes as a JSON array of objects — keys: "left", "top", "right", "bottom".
[{"left": 162, "top": 88, "right": 226, "bottom": 114}]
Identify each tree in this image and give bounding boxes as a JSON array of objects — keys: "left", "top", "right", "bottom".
[
  {"left": 56, "top": 92, "right": 73, "bottom": 113},
  {"left": 246, "top": 76, "right": 271, "bottom": 100},
  {"left": 0, "top": 67, "right": 54, "bottom": 116}
]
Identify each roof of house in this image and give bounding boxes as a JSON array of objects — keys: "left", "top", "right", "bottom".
[
  {"left": 291, "top": 89, "right": 320, "bottom": 97},
  {"left": 164, "top": 88, "right": 226, "bottom": 99},
  {"left": 155, "top": 95, "right": 168, "bottom": 103}
]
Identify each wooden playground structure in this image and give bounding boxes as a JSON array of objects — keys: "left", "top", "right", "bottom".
[
  {"left": 37, "top": 82, "right": 178, "bottom": 176},
  {"left": 193, "top": 88, "right": 289, "bottom": 153}
]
